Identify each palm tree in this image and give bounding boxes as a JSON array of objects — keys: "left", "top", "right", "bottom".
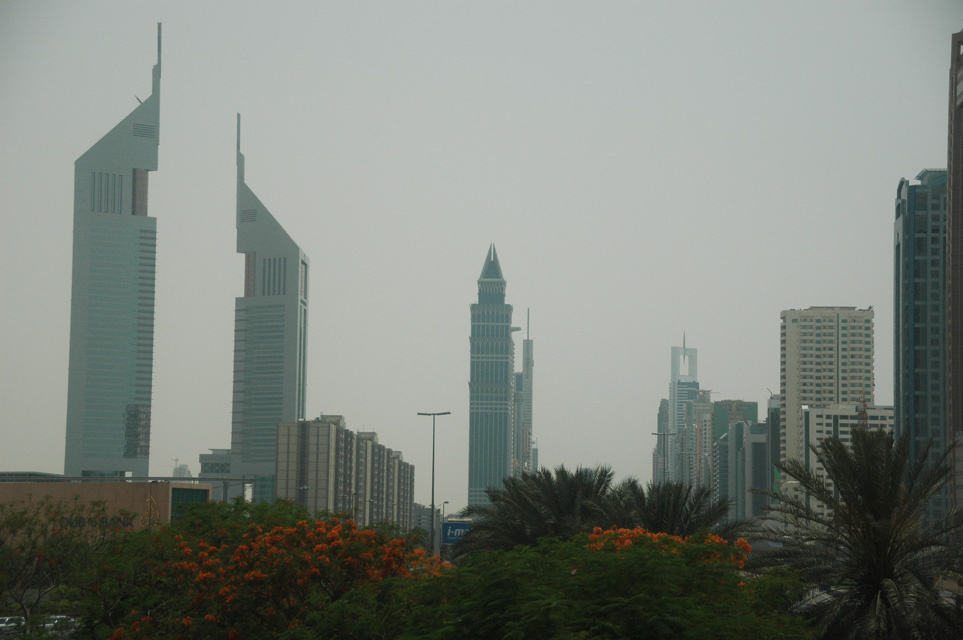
[
  {"left": 634, "top": 481, "right": 743, "bottom": 539},
  {"left": 753, "top": 427, "right": 963, "bottom": 639},
  {"left": 455, "top": 467, "right": 743, "bottom": 558},
  {"left": 454, "top": 465, "right": 613, "bottom": 557},
  {"left": 598, "top": 477, "right": 746, "bottom": 538}
]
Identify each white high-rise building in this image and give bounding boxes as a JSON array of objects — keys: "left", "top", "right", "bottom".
[
  {"left": 64, "top": 26, "right": 161, "bottom": 477},
  {"left": 780, "top": 307, "right": 875, "bottom": 467}
]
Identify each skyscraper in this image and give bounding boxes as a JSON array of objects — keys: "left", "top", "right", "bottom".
[
  {"left": 201, "top": 115, "right": 309, "bottom": 502},
  {"left": 894, "top": 170, "right": 947, "bottom": 523},
  {"left": 512, "top": 311, "right": 534, "bottom": 476},
  {"left": 468, "top": 245, "right": 516, "bottom": 507},
  {"left": 779, "top": 307, "right": 875, "bottom": 466},
  {"left": 656, "top": 344, "right": 704, "bottom": 484},
  {"left": 64, "top": 26, "right": 162, "bottom": 477},
  {"left": 669, "top": 344, "right": 699, "bottom": 435},
  {"left": 945, "top": 29, "right": 963, "bottom": 509}
]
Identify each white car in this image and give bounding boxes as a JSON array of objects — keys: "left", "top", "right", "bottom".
[
  {"left": 42, "top": 615, "right": 78, "bottom": 635},
  {"left": 0, "top": 617, "right": 24, "bottom": 637}
]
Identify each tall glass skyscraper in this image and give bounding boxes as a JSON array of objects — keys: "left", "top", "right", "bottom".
[
  {"left": 227, "top": 115, "right": 309, "bottom": 502},
  {"left": 945, "top": 29, "right": 963, "bottom": 510},
  {"left": 895, "top": 169, "right": 947, "bottom": 524},
  {"left": 64, "top": 26, "right": 162, "bottom": 477},
  {"left": 468, "top": 245, "right": 516, "bottom": 507}
]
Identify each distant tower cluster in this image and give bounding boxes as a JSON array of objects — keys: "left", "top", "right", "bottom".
[
  {"left": 655, "top": 344, "right": 708, "bottom": 485},
  {"left": 64, "top": 25, "right": 162, "bottom": 477},
  {"left": 653, "top": 343, "right": 766, "bottom": 520},
  {"left": 467, "top": 245, "right": 535, "bottom": 507}
]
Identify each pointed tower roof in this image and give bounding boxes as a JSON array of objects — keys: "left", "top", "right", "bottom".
[
  {"left": 479, "top": 244, "right": 505, "bottom": 281},
  {"left": 476, "top": 244, "right": 507, "bottom": 304}
]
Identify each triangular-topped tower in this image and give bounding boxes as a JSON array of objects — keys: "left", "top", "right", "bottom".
[
  {"left": 198, "top": 115, "right": 310, "bottom": 503},
  {"left": 477, "top": 244, "right": 506, "bottom": 303},
  {"left": 65, "top": 25, "right": 162, "bottom": 477},
  {"left": 468, "top": 245, "right": 516, "bottom": 507}
]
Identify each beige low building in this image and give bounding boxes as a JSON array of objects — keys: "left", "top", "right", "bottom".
[{"left": 0, "top": 480, "right": 211, "bottom": 530}]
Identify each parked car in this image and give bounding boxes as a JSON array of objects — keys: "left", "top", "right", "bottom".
[
  {"left": 41, "top": 615, "right": 77, "bottom": 638},
  {"left": 43, "top": 616, "right": 75, "bottom": 629},
  {"left": 0, "top": 617, "right": 25, "bottom": 638}
]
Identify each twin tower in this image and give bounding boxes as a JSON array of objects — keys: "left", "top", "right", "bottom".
[
  {"left": 64, "top": 26, "right": 534, "bottom": 507},
  {"left": 63, "top": 25, "right": 308, "bottom": 503}
]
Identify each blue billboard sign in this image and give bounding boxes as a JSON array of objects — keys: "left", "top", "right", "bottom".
[{"left": 443, "top": 521, "right": 472, "bottom": 545}]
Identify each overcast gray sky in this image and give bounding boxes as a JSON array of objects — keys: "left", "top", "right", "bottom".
[{"left": 1, "top": 1, "right": 959, "bottom": 513}]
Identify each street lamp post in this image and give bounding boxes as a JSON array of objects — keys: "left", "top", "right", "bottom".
[
  {"left": 441, "top": 500, "right": 449, "bottom": 551},
  {"left": 418, "top": 411, "right": 450, "bottom": 556}
]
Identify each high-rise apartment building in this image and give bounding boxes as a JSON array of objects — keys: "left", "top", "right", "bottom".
[
  {"left": 945, "top": 29, "right": 963, "bottom": 508},
  {"left": 802, "top": 404, "right": 894, "bottom": 514},
  {"left": 276, "top": 417, "right": 414, "bottom": 529},
  {"left": 779, "top": 307, "right": 875, "bottom": 466},
  {"left": 64, "top": 26, "right": 162, "bottom": 477},
  {"left": 895, "top": 170, "right": 948, "bottom": 523},
  {"left": 199, "top": 116, "right": 309, "bottom": 502},
  {"left": 468, "top": 245, "right": 516, "bottom": 507}
]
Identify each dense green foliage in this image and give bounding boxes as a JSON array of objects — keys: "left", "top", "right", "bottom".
[
  {"left": 405, "top": 529, "right": 810, "bottom": 639},
  {"left": 1, "top": 496, "right": 814, "bottom": 639},
  {"left": 754, "top": 427, "right": 963, "bottom": 639}
]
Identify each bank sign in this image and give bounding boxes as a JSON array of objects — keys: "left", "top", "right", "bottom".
[{"left": 443, "top": 521, "right": 472, "bottom": 545}]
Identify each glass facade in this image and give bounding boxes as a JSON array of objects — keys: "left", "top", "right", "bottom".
[
  {"left": 894, "top": 169, "right": 948, "bottom": 524},
  {"left": 65, "top": 26, "right": 161, "bottom": 477},
  {"left": 468, "top": 246, "right": 515, "bottom": 507},
  {"left": 224, "top": 115, "right": 309, "bottom": 503}
]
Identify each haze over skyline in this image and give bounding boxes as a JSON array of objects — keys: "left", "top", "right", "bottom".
[{"left": 1, "top": 1, "right": 959, "bottom": 513}]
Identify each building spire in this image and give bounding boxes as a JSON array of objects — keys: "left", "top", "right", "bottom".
[
  {"left": 479, "top": 244, "right": 505, "bottom": 281},
  {"left": 152, "top": 23, "right": 162, "bottom": 94},
  {"left": 476, "top": 244, "right": 507, "bottom": 304},
  {"left": 236, "top": 113, "right": 244, "bottom": 181}
]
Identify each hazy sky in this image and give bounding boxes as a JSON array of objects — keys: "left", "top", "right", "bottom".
[{"left": 1, "top": 1, "right": 960, "bottom": 513}]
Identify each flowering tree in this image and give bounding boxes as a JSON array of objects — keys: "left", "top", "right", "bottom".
[{"left": 107, "top": 514, "right": 446, "bottom": 639}]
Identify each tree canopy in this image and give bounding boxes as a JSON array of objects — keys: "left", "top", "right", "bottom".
[{"left": 407, "top": 527, "right": 809, "bottom": 639}]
